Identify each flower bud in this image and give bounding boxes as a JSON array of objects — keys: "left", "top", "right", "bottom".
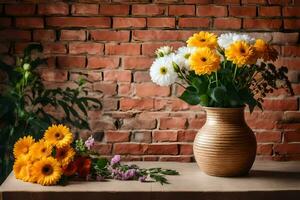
[{"left": 23, "top": 63, "right": 31, "bottom": 71}]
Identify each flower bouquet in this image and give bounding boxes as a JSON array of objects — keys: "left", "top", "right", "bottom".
[
  {"left": 13, "top": 124, "right": 179, "bottom": 186},
  {"left": 150, "top": 31, "right": 293, "bottom": 112},
  {"left": 149, "top": 31, "right": 294, "bottom": 176}
]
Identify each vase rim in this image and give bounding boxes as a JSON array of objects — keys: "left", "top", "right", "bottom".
[{"left": 202, "top": 106, "right": 245, "bottom": 111}]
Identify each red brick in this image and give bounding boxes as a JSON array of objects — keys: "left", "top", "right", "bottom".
[
  {"left": 103, "top": 70, "right": 131, "bottom": 82},
  {"left": 283, "top": 111, "right": 300, "bottom": 122},
  {"left": 135, "top": 83, "right": 171, "bottom": 97},
  {"left": 188, "top": 118, "right": 205, "bottom": 129},
  {"left": 275, "top": 57, "right": 300, "bottom": 70},
  {"left": 93, "top": 82, "right": 117, "bottom": 96},
  {"left": 259, "top": 6, "right": 281, "bottom": 16},
  {"left": 214, "top": 18, "right": 241, "bottom": 29},
  {"left": 131, "top": 131, "right": 152, "bottom": 143},
  {"left": 148, "top": 144, "right": 178, "bottom": 155},
  {"left": 272, "top": 32, "right": 299, "bottom": 44},
  {"left": 0, "top": 43, "right": 9, "bottom": 53},
  {"left": 133, "top": 30, "right": 193, "bottom": 41},
  {"left": 113, "top": 17, "right": 146, "bottom": 28},
  {"left": 46, "top": 17, "right": 110, "bottom": 28},
  {"left": 5, "top": 4, "right": 35, "bottom": 16},
  {"left": 282, "top": 45, "right": 300, "bottom": 57},
  {"left": 263, "top": 98, "right": 298, "bottom": 111},
  {"left": 153, "top": 130, "right": 178, "bottom": 142},
  {"left": 257, "top": 144, "right": 273, "bottom": 155},
  {"left": 16, "top": 17, "right": 44, "bottom": 28},
  {"left": 40, "top": 69, "right": 68, "bottom": 82},
  {"left": 105, "top": 131, "right": 130, "bottom": 143},
  {"left": 90, "top": 30, "right": 130, "bottom": 42},
  {"left": 118, "top": 83, "right": 132, "bottom": 96},
  {"left": 284, "top": 19, "right": 300, "bottom": 30},
  {"left": 132, "top": 4, "right": 166, "bottom": 16},
  {"left": 99, "top": 4, "right": 129, "bottom": 16},
  {"left": 57, "top": 56, "right": 86, "bottom": 68},
  {"left": 134, "top": 71, "right": 151, "bottom": 82},
  {"left": 122, "top": 119, "right": 157, "bottom": 130},
  {"left": 244, "top": 19, "right": 282, "bottom": 30},
  {"left": 105, "top": 43, "right": 140, "bottom": 56},
  {"left": 60, "top": 30, "right": 86, "bottom": 41},
  {"left": 246, "top": 111, "right": 283, "bottom": 130},
  {"left": 0, "top": 18, "right": 11, "bottom": 27},
  {"left": 123, "top": 56, "right": 153, "bottom": 70},
  {"left": 87, "top": 56, "right": 119, "bottom": 69},
  {"left": 43, "top": 42, "right": 67, "bottom": 54},
  {"left": 197, "top": 5, "right": 227, "bottom": 17},
  {"left": 0, "top": 30, "right": 31, "bottom": 41},
  {"left": 120, "top": 98, "right": 154, "bottom": 111},
  {"left": 180, "top": 144, "right": 193, "bottom": 155},
  {"left": 283, "top": 6, "right": 300, "bottom": 17},
  {"left": 178, "top": 130, "right": 197, "bottom": 142},
  {"left": 214, "top": 0, "right": 240, "bottom": 3},
  {"left": 142, "top": 42, "right": 184, "bottom": 55},
  {"left": 33, "top": 30, "right": 55, "bottom": 41},
  {"left": 229, "top": 6, "right": 256, "bottom": 17},
  {"left": 256, "top": 131, "right": 282, "bottom": 143},
  {"left": 160, "top": 117, "right": 187, "bottom": 130},
  {"left": 147, "top": 17, "right": 175, "bottom": 28},
  {"left": 113, "top": 143, "right": 147, "bottom": 155},
  {"left": 38, "top": 2, "right": 69, "bottom": 15},
  {"left": 90, "top": 117, "right": 117, "bottom": 130},
  {"left": 184, "top": 0, "right": 213, "bottom": 3},
  {"left": 92, "top": 143, "right": 112, "bottom": 155},
  {"left": 71, "top": 3, "right": 99, "bottom": 15},
  {"left": 242, "top": 0, "right": 267, "bottom": 4},
  {"left": 69, "top": 42, "right": 104, "bottom": 55},
  {"left": 178, "top": 18, "right": 210, "bottom": 28},
  {"left": 274, "top": 144, "right": 300, "bottom": 154},
  {"left": 268, "top": 0, "right": 290, "bottom": 4},
  {"left": 169, "top": 5, "right": 195, "bottom": 16},
  {"left": 284, "top": 131, "right": 300, "bottom": 142}
]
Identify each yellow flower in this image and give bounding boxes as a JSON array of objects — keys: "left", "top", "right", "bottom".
[
  {"left": 31, "top": 157, "right": 62, "bottom": 186},
  {"left": 13, "top": 156, "right": 34, "bottom": 182},
  {"left": 187, "top": 31, "right": 217, "bottom": 49},
  {"left": 13, "top": 136, "right": 35, "bottom": 159},
  {"left": 254, "top": 39, "right": 278, "bottom": 62},
  {"left": 55, "top": 146, "right": 75, "bottom": 167},
  {"left": 29, "top": 139, "right": 52, "bottom": 161},
  {"left": 189, "top": 47, "right": 221, "bottom": 75},
  {"left": 225, "top": 40, "right": 256, "bottom": 66},
  {"left": 44, "top": 124, "right": 73, "bottom": 148}
]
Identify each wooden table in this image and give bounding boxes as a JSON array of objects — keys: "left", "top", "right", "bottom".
[{"left": 1, "top": 161, "right": 300, "bottom": 200}]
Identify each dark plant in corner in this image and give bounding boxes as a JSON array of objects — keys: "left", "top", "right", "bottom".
[{"left": 0, "top": 44, "right": 101, "bottom": 183}]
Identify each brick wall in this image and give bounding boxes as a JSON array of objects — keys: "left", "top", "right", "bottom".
[{"left": 0, "top": 0, "right": 299, "bottom": 162}]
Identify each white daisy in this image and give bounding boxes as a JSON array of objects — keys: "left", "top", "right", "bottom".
[
  {"left": 150, "top": 55, "right": 178, "bottom": 86},
  {"left": 155, "top": 46, "right": 173, "bottom": 57},
  {"left": 175, "top": 46, "right": 197, "bottom": 70},
  {"left": 218, "top": 33, "right": 255, "bottom": 49}
]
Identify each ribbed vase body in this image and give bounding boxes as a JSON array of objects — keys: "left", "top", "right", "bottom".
[{"left": 193, "top": 107, "right": 257, "bottom": 177}]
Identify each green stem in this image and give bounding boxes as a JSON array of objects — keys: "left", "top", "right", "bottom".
[
  {"left": 215, "top": 71, "right": 219, "bottom": 87},
  {"left": 175, "top": 82, "right": 186, "bottom": 89},
  {"left": 233, "top": 65, "right": 238, "bottom": 80}
]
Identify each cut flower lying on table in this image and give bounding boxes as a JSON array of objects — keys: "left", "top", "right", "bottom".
[
  {"left": 13, "top": 124, "right": 179, "bottom": 186},
  {"left": 150, "top": 31, "right": 293, "bottom": 112}
]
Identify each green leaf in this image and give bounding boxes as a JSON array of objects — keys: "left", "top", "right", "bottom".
[
  {"left": 211, "top": 86, "right": 227, "bottom": 104},
  {"left": 199, "top": 94, "right": 209, "bottom": 106},
  {"left": 191, "top": 76, "right": 208, "bottom": 94},
  {"left": 179, "top": 86, "right": 200, "bottom": 105}
]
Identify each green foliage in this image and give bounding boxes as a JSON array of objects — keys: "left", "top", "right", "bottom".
[
  {"left": 0, "top": 44, "right": 101, "bottom": 183},
  {"left": 176, "top": 59, "right": 294, "bottom": 112}
]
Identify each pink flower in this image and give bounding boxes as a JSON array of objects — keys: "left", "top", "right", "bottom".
[
  {"left": 84, "top": 136, "right": 94, "bottom": 150},
  {"left": 111, "top": 155, "right": 121, "bottom": 165}
]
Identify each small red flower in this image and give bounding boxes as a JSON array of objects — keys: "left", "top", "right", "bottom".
[
  {"left": 63, "top": 161, "right": 77, "bottom": 177},
  {"left": 74, "top": 156, "right": 91, "bottom": 178}
]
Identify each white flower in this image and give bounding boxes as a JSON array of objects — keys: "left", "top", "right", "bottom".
[
  {"left": 218, "top": 33, "right": 237, "bottom": 49},
  {"left": 150, "top": 55, "right": 178, "bottom": 86},
  {"left": 218, "top": 33, "right": 255, "bottom": 49},
  {"left": 155, "top": 46, "right": 173, "bottom": 57},
  {"left": 175, "top": 46, "right": 197, "bottom": 70},
  {"left": 232, "top": 33, "right": 255, "bottom": 45}
]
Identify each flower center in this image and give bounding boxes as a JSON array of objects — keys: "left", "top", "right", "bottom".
[
  {"left": 240, "top": 47, "right": 246, "bottom": 54},
  {"left": 22, "top": 147, "right": 29, "bottom": 154},
  {"left": 42, "top": 164, "right": 53, "bottom": 176},
  {"left": 41, "top": 148, "right": 46, "bottom": 153},
  {"left": 160, "top": 67, "right": 168, "bottom": 75},
  {"left": 200, "top": 39, "right": 206, "bottom": 42},
  {"left": 201, "top": 57, "right": 207, "bottom": 62},
  {"left": 55, "top": 132, "right": 62, "bottom": 140},
  {"left": 184, "top": 53, "right": 191, "bottom": 59}
]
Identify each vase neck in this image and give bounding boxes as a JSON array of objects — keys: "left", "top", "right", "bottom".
[{"left": 204, "top": 107, "right": 245, "bottom": 124}]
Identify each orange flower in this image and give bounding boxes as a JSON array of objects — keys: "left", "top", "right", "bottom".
[
  {"left": 63, "top": 161, "right": 77, "bottom": 177},
  {"left": 74, "top": 157, "right": 91, "bottom": 178}
]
